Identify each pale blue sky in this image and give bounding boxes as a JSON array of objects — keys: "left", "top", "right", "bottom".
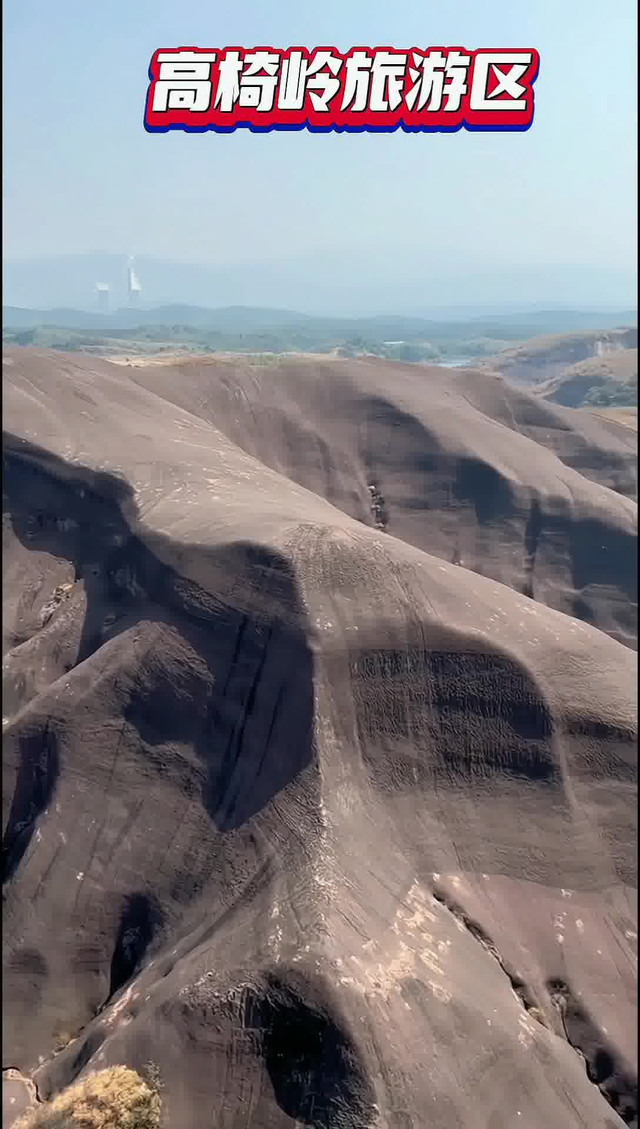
[{"left": 3, "top": 0, "right": 637, "bottom": 304}]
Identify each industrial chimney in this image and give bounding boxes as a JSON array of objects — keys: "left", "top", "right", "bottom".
[{"left": 127, "top": 256, "right": 142, "bottom": 305}]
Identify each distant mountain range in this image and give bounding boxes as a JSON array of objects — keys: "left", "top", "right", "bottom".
[
  {"left": 3, "top": 305, "right": 312, "bottom": 332},
  {"left": 3, "top": 252, "right": 636, "bottom": 315},
  {"left": 3, "top": 304, "right": 637, "bottom": 341}
]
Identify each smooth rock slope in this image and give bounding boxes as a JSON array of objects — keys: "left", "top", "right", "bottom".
[{"left": 3, "top": 348, "right": 637, "bottom": 1128}]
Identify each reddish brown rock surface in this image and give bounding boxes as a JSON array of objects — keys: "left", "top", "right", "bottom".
[{"left": 3, "top": 349, "right": 637, "bottom": 1128}]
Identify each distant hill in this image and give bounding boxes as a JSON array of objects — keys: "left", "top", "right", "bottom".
[
  {"left": 483, "top": 327, "right": 638, "bottom": 387},
  {"left": 3, "top": 306, "right": 638, "bottom": 364},
  {"left": 2, "top": 305, "right": 313, "bottom": 332},
  {"left": 537, "top": 350, "right": 638, "bottom": 407},
  {"left": 3, "top": 303, "right": 637, "bottom": 336}
]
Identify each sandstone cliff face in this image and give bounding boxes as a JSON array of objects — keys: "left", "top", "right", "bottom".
[
  {"left": 3, "top": 348, "right": 637, "bottom": 1129},
  {"left": 484, "top": 327, "right": 637, "bottom": 387},
  {"left": 535, "top": 350, "right": 638, "bottom": 408}
]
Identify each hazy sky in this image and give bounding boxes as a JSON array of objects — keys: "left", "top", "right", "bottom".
[{"left": 4, "top": 0, "right": 637, "bottom": 283}]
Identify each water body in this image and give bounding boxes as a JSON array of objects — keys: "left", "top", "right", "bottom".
[{"left": 435, "top": 358, "right": 475, "bottom": 368}]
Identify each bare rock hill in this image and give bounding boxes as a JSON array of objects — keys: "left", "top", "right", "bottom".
[
  {"left": 537, "top": 350, "right": 637, "bottom": 408},
  {"left": 482, "top": 327, "right": 637, "bottom": 387},
  {"left": 3, "top": 348, "right": 637, "bottom": 1129},
  {"left": 120, "top": 352, "right": 637, "bottom": 647}
]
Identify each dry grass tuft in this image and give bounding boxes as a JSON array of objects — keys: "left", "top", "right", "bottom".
[{"left": 14, "top": 1066, "right": 162, "bottom": 1128}]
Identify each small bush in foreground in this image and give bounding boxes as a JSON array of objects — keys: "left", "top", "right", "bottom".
[{"left": 14, "top": 1066, "right": 162, "bottom": 1129}]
